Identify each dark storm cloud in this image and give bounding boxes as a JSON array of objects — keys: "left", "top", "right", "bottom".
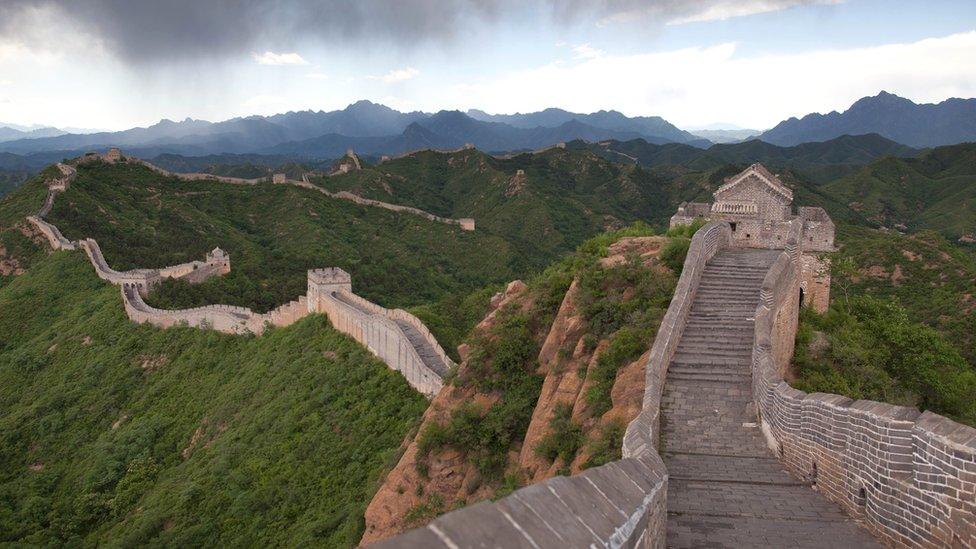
[{"left": 0, "top": 0, "right": 834, "bottom": 64}]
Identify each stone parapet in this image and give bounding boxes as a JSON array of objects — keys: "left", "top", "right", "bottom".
[
  {"left": 752, "top": 224, "right": 976, "bottom": 548},
  {"left": 27, "top": 215, "right": 76, "bottom": 251},
  {"left": 310, "top": 287, "right": 450, "bottom": 397}
]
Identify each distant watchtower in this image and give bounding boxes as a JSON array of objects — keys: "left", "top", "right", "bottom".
[
  {"left": 206, "top": 247, "right": 231, "bottom": 274},
  {"left": 307, "top": 267, "right": 352, "bottom": 312}
]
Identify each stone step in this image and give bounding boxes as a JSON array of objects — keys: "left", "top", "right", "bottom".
[
  {"left": 673, "top": 346, "right": 753, "bottom": 357},
  {"left": 671, "top": 355, "right": 752, "bottom": 368},
  {"left": 666, "top": 371, "right": 752, "bottom": 384},
  {"left": 678, "top": 331, "right": 755, "bottom": 344},
  {"left": 695, "top": 285, "right": 762, "bottom": 293},
  {"left": 682, "top": 324, "right": 753, "bottom": 333}
]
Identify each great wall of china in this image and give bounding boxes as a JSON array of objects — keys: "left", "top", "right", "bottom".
[
  {"left": 25, "top": 149, "right": 454, "bottom": 397},
  {"left": 21, "top": 151, "right": 976, "bottom": 546},
  {"left": 127, "top": 150, "right": 476, "bottom": 231},
  {"left": 373, "top": 166, "right": 976, "bottom": 548}
]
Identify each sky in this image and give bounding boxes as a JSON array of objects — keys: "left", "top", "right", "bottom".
[{"left": 0, "top": 0, "right": 974, "bottom": 131}]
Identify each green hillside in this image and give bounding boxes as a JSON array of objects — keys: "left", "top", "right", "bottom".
[
  {"left": 0, "top": 251, "right": 427, "bottom": 546},
  {"left": 313, "top": 148, "right": 674, "bottom": 256},
  {"left": 819, "top": 143, "right": 976, "bottom": 239},
  {"left": 43, "top": 161, "right": 520, "bottom": 314}
]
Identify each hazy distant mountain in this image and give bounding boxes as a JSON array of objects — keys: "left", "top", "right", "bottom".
[
  {"left": 760, "top": 91, "right": 976, "bottom": 148},
  {"left": 689, "top": 128, "right": 760, "bottom": 144},
  {"left": 0, "top": 125, "right": 66, "bottom": 142},
  {"left": 0, "top": 101, "right": 700, "bottom": 157},
  {"left": 466, "top": 107, "right": 703, "bottom": 144},
  {"left": 266, "top": 110, "right": 653, "bottom": 158}
]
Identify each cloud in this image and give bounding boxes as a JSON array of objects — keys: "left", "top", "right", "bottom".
[
  {"left": 572, "top": 43, "right": 603, "bottom": 59},
  {"left": 304, "top": 72, "right": 329, "bottom": 80},
  {"left": 666, "top": 0, "right": 844, "bottom": 24},
  {"left": 0, "top": 1, "right": 844, "bottom": 65},
  {"left": 378, "top": 67, "right": 420, "bottom": 84},
  {"left": 252, "top": 51, "right": 309, "bottom": 65},
  {"left": 443, "top": 31, "right": 976, "bottom": 129}
]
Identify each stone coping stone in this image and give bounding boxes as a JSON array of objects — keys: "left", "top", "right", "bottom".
[
  {"left": 803, "top": 392, "right": 855, "bottom": 408},
  {"left": 368, "top": 524, "right": 448, "bottom": 548},
  {"left": 544, "top": 476, "right": 627, "bottom": 541},
  {"left": 917, "top": 411, "right": 976, "bottom": 448},
  {"left": 848, "top": 399, "right": 920, "bottom": 422},
  {"left": 503, "top": 482, "right": 601, "bottom": 545},
  {"left": 432, "top": 501, "right": 537, "bottom": 548}
]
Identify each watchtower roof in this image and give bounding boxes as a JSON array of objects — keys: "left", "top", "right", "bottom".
[{"left": 714, "top": 163, "right": 793, "bottom": 203}]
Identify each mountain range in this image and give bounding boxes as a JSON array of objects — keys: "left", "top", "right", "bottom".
[
  {"left": 760, "top": 91, "right": 976, "bottom": 148},
  {"left": 0, "top": 101, "right": 706, "bottom": 159},
  {"left": 1, "top": 92, "right": 974, "bottom": 160}
]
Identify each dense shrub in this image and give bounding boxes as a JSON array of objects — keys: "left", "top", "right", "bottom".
[
  {"left": 0, "top": 252, "right": 427, "bottom": 546},
  {"left": 534, "top": 403, "right": 583, "bottom": 465},
  {"left": 793, "top": 296, "right": 976, "bottom": 425}
]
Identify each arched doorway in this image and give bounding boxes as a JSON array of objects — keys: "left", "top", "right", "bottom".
[{"left": 798, "top": 288, "right": 805, "bottom": 308}]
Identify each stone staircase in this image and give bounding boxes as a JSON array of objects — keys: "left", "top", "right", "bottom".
[{"left": 661, "top": 248, "right": 879, "bottom": 548}]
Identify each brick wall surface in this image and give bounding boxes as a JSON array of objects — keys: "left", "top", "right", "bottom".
[{"left": 754, "top": 223, "right": 976, "bottom": 548}]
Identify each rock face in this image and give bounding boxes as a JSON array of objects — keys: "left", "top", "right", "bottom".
[
  {"left": 359, "top": 280, "right": 528, "bottom": 546},
  {"left": 359, "top": 237, "right": 665, "bottom": 545}
]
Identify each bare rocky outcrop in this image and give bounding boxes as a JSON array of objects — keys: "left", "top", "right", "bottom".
[{"left": 360, "top": 280, "right": 529, "bottom": 545}]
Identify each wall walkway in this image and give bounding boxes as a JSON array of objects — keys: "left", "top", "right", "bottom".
[
  {"left": 374, "top": 219, "right": 976, "bottom": 547},
  {"left": 316, "top": 289, "right": 451, "bottom": 397}
]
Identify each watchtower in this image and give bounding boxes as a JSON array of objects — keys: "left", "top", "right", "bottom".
[
  {"left": 307, "top": 268, "right": 352, "bottom": 312},
  {"left": 669, "top": 163, "right": 835, "bottom": 311},
  {"left": 206, "top": 247, "right": 231, "bottom": 274}
]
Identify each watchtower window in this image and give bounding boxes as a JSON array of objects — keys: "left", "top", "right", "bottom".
[{"left": 730, "top": 222, "right": 737, "bottom": 232}]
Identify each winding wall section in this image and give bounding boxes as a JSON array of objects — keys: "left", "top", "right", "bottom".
[{"left": 23, "top": 154, "right": 451, "bottom": 396}]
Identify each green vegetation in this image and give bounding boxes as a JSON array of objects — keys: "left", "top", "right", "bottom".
[
  {"left": 818, "top": 144, "right": 976, "bottom": 239},
  {"left": 830, "top": 225, "right": 976, "bottom": 365},
  {"left": 313, "top": 148, "right": 674, "bottom": 257},
  {"left": 417, "top": 311, "right": 545, "bottom": 480},
  {"left": 44, "top": 161, "right": 520, "bottom": 313},
  {"left": 0, "top": 168, "right": 56, "bottom": 289},
  {"left": 534, "top": 403, "right": 583, "bottom": 465},
  {"left": 793, "top": 297, "right": 976, "bottom": 425},
  {"left": 402, "top": 494, "right": 445, "bottom": 528},
  {"left": 416, "top": 225, "right": 676, "bottom": 483},
  {"left": 0, "top": 252, "right": 427, "bottom": 546},
  {"left": 582, "top": 419, "right": 625, "bottom": 470}
]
